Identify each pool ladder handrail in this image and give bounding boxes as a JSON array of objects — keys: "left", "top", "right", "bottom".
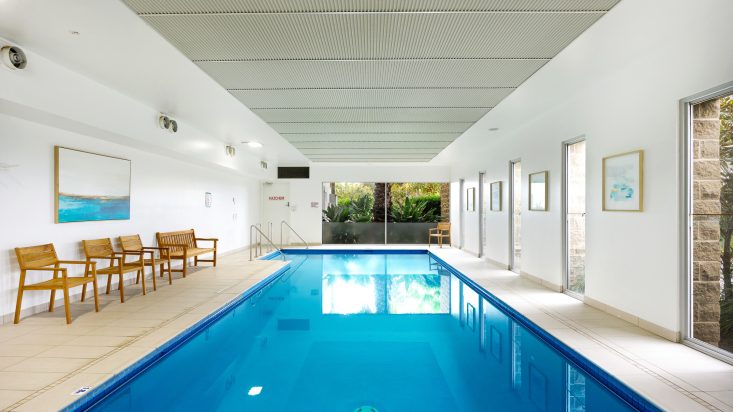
[
  {"left": 280, "top": 220, "right": 309, "bottom": 250},
  {"left": 250, "top": 224, "right": 284, "bottom": 261}
]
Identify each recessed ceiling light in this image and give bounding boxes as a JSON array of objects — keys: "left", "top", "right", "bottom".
[
  {"left": 241, "top": 141, "right": 263, "bottom": 148},
  {"left": 248, "top": 386, "right": 263, "bottom": 396},
  {"left": 69, "top": 30, "right": 80, "bottom": 36},
  {"left": 488, "top": 127, "right": 499, "bottom": 131}
]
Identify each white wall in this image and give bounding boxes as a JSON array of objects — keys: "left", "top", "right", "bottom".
[
  {"left": 282, "top": 164, "right": 451, "bottom": 244},
  {"left": 0, "top": 42, "right": 264, "bottom": 322},
  {"left": 0, "top": 115, "right": 260, "bottom": 321},
  {"left": 443, "top": 0, "right": 733, "bottom": 334}
]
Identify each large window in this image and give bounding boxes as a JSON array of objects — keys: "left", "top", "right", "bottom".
[
  {"left": 322, "top": 182, "right": 450, "bottom": 244},
  {"left": 687, "top": 86, "right": 733, "bottom": 355}
]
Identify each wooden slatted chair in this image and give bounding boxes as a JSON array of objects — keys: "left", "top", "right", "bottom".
[
  {"left": 156, "top": 229, "right": 217, "bottom": 278},
  {"left": 14, "top": 243, "right": 100, "bottom": 324},
  {"left": 428, "top": 222, "right": 452, "bottom": 248},
  {"left": 82, "top": 238, "right": 145, "bottom": 303},
  {"left": 119, "top": 234, "right": 172, "bottom": 287}
]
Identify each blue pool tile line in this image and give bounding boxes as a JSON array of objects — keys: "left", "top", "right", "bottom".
[
  {"left": 62, "top": 262, "right": 292, "bottom": 412},
  {"left": 280, "top": 248, "right": 662, "bottom": 412}
]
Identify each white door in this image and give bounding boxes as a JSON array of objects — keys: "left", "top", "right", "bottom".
[{"left": 262, "top": 182, "right": 290, "bottom": 247}]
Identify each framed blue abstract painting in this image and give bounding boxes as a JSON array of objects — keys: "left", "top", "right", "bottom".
[
  {"left": 602, "top": 149, "right": 643, "bottom": 212},
  {"left": 54, "top": 146, "right": 131, "bottom": 223}
]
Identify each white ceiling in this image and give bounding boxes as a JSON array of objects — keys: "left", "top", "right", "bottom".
[{"left": 122, "top": 0, "right": 619, "bottom": 163}]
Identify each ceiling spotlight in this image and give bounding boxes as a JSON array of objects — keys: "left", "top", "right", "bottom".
[
  {"left": 241, "top": 141, "right": 263, "bottom": 148},
  {"left": 488, "top": 127, "right": 499, "bottom": 132},
  {"left": 69, "top": 30, "right": 80, "bottom": 36},
  {"left": 225, "top": 145, "right": 236, "bottom": 157}
]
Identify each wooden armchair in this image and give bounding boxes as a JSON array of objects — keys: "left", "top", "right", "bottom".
[
  {"left": 14, "top": 243, "right": 99, "bottom": 324},
  {"left": 156, "top": 229, "right": 218, "bottom": 277},
  {"left": 82, "top": 238, "right": 146, "bottom": 303},
  {"left": 119, "top": 234, "right": 172, "bottom": 288},
  {"left": 428, "top": 222, "right": 452, "bottom": 248}
]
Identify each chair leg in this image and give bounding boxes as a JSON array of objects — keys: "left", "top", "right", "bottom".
[
  {"left": 165, "top": 261, "right": 172, "bottom": 285},
  {"left": 63, "top": 285, "right": 72, "bottom": 324},
  {"left": 213, "top": 250, "right": 217, "bottom": 267},
  {"left": 81, "top": 284, "right": 87, "bottom": 302},
  {"left": 92, "top": 276, "right": 100, "bottom": 313},
  {"left": 182, "top": 260, "right": 187, "bottom": 278},
  {"left": 150, "top": 263, "right": 157, "bottom": 291},
  {"left": 118, "top": 272, "right": 126, "bottom": 303},
  {"left": 136, "top": 271, "right": 140, "bottom": 284},
  {"left": 49, "top": 289, "right": 56, "bottom": 312},
  {"left": 14, "top": 270, "right": 26, "bottom": 324},
  {"left": 140, "top": 269, "right": 147, "bottom": 295},
  {"left": 106, "top": 275, "right": 112, "bottom": 294}
]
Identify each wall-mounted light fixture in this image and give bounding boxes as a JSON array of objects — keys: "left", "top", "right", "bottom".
[{"left": 159, "top": 114, "right": 178, "bottom": 133}]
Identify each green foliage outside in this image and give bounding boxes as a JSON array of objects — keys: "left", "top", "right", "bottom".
[
  {"left": 718, "top": 96, "right": 733, "bottom": 347},
  {"left": 389, "top": 196, "right": 440, "bottom": 223}
]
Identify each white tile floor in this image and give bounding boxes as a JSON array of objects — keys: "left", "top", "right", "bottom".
[{"left": 1, "top": 245, "right": 732, "bottom": 411}]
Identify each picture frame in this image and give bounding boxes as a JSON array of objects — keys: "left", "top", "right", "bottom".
[
  {"left": 528, "top": 171, "right": 548, "bottom": 211},
  {"left": 466, "top": 187, "right": 476, "bottom": 211},
  {"left": 602, "top": 149, "right": 644, "bottom": 212},
  {"left": 55, "top": 146, "right": 131, "bottom": 223},
  {"left": 490, "top": 181, "right": 502, "bottom": 211}
]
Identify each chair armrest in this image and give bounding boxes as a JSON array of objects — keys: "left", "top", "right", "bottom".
[
  {"left": 57, "top": 260, "right": 93, "bottom": 265},
  {"left": 195, "top": 238, "right": 218, "bottom": 243},
  {"left": 25, "top": 267, "right": 67, "bottom": 272},
  {"left": 142, "top": 246, "right": 169, "bottom": 250},
  {"left": 428, "top": 228, "right": 438, "bottom": 233}
]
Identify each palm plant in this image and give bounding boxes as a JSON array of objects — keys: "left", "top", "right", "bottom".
[
  {"left": 348, "top": 195, "right": 374, "bottom": 222},
  {"left": 322, "top": 204, "right": 350, "bottom": 222},
  {"left": 389, "top": 196, "right": 440, "bottom": 223}
]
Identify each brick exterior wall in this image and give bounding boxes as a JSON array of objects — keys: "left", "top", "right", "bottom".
[{"left": 692, "top": 99, "right": 722, "bottom": 346}]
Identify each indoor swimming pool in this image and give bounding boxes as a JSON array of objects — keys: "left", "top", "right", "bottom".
[{"left": 67, "top": 250, "right": 660, "bottom": 412}]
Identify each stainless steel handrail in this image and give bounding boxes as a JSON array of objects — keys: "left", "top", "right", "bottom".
[
  {"left": 250, "top": 224, "right": 284, "bottom": 261},
  {"left": 280, "top": 220, "right": 309, "bottom": 250}
]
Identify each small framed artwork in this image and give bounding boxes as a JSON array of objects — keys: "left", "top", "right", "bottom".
[
  {"left": 55, "top": 146, "right": 131, "bottom": 223},
  {"left": 603, "top": 150, "right": 644, "bottom": 212},
  {"left": 466, "top": 187, "right": 476, "bottom": 211},
  {"left": 490, "top": 181, "right": 502, "bottom": 211},
  {"left": 529, "top": 171, "right": 548, "bottom": 211}
]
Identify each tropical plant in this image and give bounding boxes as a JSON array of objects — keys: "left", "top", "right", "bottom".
[
  {"left": 322, "top": 204, "right": 350, "bottom": 222},
  {"left": 347, "top": 195, "right": 374, "bottom": 222},
  {"left": 389, "top": 196, "right": 440, "bottom": 223}
]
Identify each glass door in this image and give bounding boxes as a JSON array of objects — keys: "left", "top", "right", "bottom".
[
  {"left": 564, "top": 140, "right": 586, "bottom": 296},
  {"left": 510, "top": 160, "right": 522, "bottom": 273}
]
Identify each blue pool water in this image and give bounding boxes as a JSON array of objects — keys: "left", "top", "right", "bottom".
[{"left": 73, "top": 251, "right": 658, "bottom": 412}]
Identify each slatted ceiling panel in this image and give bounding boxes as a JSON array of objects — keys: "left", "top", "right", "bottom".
[
  {"left": 126, "top": 0, "right": 619, "bottom": 14},
  {"left": 123, "top": 0, "right": 619, "bottom": 162},
  {"left": 143, "top": 13, "right": 603, "bottom": 60},
  {"left": 284, "top": 133, "right": 460, "bottom": 142},
  {"left": 197, "top": 60, "right": 547, "bottom": 89},
  {"left": 270, "top": 122, "right": 474, "bottom": 134},
  {"left": 292, "top": 141, "right": 451, "bottom": 149},
  {"left": 254, "top": 108, "right": 490, "bottom": 123},
  {"left": 231, "top": 88, "right": 513, "bottom": 109}
]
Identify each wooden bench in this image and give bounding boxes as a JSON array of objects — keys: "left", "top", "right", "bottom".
[
  {"left": 156, "top": 229, "right": 218, "bottom": 277},
  {"left": 14, "top": 243, "right": 100, "bottom": 324}
]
